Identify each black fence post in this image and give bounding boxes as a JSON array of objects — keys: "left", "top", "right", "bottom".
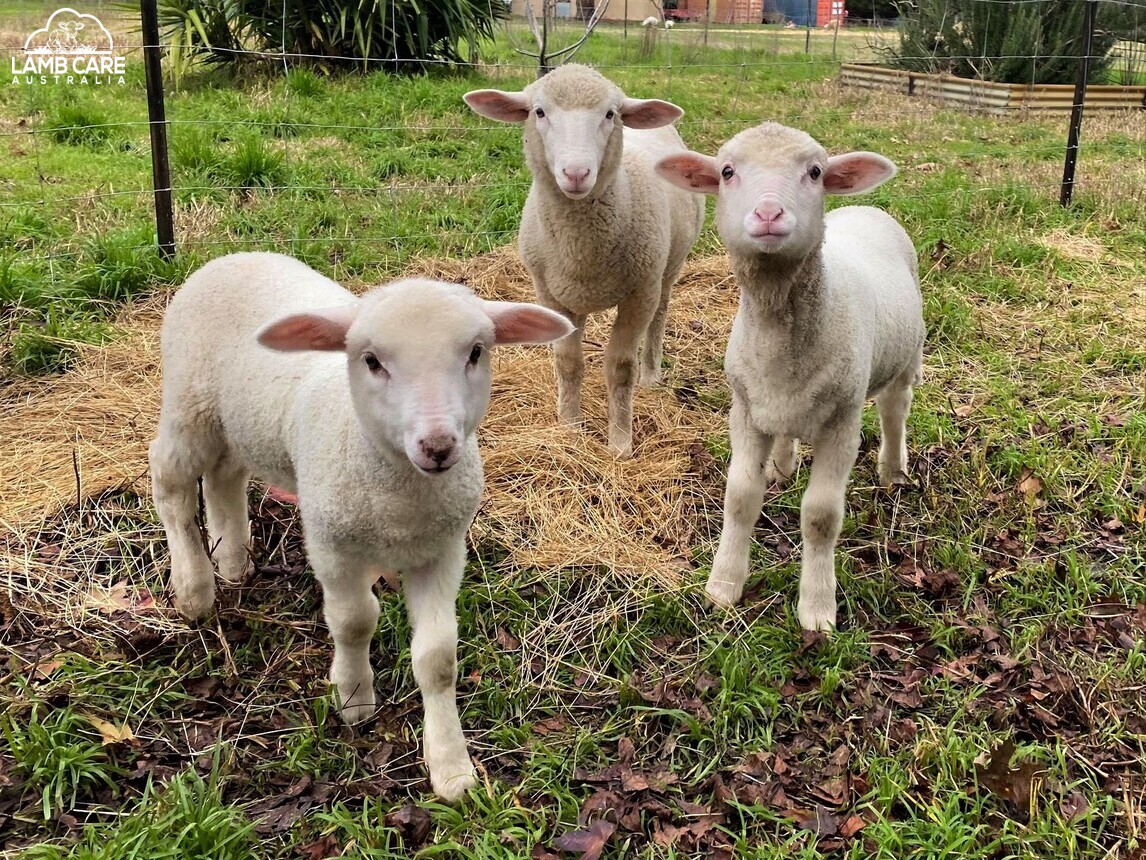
[
  {"left": 140, "top": 0, "right": 175, "bottom": 258},
  {"left": 1060, "top": 0, "right": 1099, "bottom": 207}
]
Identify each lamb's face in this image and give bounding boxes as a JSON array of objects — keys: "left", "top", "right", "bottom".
[
  {"left": 462, "top": 65, "right": 685, "bottom": 200},
  {"left": 712, "top": 125, "right": 830, "bottom": 260},
  {"left": 257, "top": 279, "right": 573, "bottom": 475},
  {"left": 654, "top": 122, "right": 898, "bottom": 262},
  {"left": 346, "top": 283, "right": 496, "bottom": 474}
]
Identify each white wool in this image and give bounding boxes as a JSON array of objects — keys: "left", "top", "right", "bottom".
[
  {"left": 656, "top": 122, "right": 925, "bottom": 631},
  {"left": 150, "top": 252, "right": 570, "bottom": 800}
]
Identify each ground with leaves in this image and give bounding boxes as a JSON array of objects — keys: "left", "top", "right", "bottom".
[{"left": 2, "top": 8, "right": 1145, "bottom": 860}]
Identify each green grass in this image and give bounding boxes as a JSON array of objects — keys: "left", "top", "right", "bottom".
[{"left": 1, "top": 9, "right": 1144, "bottom": 860}]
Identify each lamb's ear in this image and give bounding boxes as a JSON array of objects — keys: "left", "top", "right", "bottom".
[
  {"left": 257, "top": 305, "right": 357, "bottom": 352},
  {"left": 463, "top": 89, "right": 531, "bottom": 123},
  {"left": 620, "top": 97, "right": 683, "bottom": 129},
  {"left": 823, "top": 152, "right": 897, "bottom": 196},
  {"left": 655, "top": 151, "right": 721, "bottom": 194},
  {"left": 482, "top": 301, "right": 574, "bottom": 345}
]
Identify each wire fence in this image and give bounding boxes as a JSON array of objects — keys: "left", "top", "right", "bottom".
[{"left": 0, "top": 0, "right": 1144, "bottom": 326}]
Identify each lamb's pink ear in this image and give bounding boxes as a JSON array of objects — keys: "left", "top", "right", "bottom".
[
  {"left": 655, "top": 152, "right": 720, "bottom": 194},
  {"left": 619, "top": 97, "right": 683, "bottom": 129},
  {"left": 823, "top": 152, "right": 897, "bottom": 196},
  {"left": 463, "top": 89, "right": 531, "bottom": 123},
  {"left": 256, "top": 305, "right": 357, "bottom": 352},
  {"left": 482, "top": 301, "right": 574, "bottom": 345}
]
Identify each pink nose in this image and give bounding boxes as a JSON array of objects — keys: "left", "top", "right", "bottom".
[
  {"left": 562, "top": 167, "right": 590, "bottom": 185},
  {"left": 754, "top": 203, "right": 784, "bottom": 223}
]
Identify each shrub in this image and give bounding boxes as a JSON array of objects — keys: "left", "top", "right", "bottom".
[
  {"left": 884, "top": 0, "right": 1136, "bottom": 85},
  {"left": 157, "top": 0, "right": 506, "bottom": 74}
]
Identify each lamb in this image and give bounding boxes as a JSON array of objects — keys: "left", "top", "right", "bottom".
[
  {"left": 655, "top": 123, "right": 924, "bottom": 630},
  {"left": 463, "top": 64, "right": 706, "bottom": 458},
  {"left": 149, "top": 252, "right": 572, "bottom": 800}
]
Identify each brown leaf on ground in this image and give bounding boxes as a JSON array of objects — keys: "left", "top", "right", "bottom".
[
  {"left": 1060, "top": 790, "right": 1089, "bottom": 822},
  {"left": 552, "top": 819, "right": 615, "bottom": 860},
  {"left": 296, "top": 834, "right": 343, "bottom": 859},
  {"left": 1016, "top": 467, "right": 1043, "bottom": 498},
  {"left": 974, "top": 740, "right": 1045, "bottom": 818},
  {"left": 384, "top": 803, "right": 432, "bottom": 847},
  {"left": 496, "top": 627, "right": 521, "bottom": 650},
  {"left": 839, "top": 814, "right": 866, "bottom": 838},
  {"left": 84, "top": 714, "right": 135, "bottom": 746}
]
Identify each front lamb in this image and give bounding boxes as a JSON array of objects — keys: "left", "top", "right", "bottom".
[
  {"left": 464, "top": 64, "right": 705, "bottom": 458},
  {"left": 657, "top": 123, "right": 925, "bottom": 630},
  {"left": 150, "top": 252, "right": 571, "bottom": 799}
]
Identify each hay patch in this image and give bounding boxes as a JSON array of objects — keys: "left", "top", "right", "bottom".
[{"left": 0, "top": 249, "right": 738, "bottom": 590}]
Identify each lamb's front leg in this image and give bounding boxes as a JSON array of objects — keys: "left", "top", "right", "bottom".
[
  {"left": 312, "top": 544, "right": 380, "bottom": 724},
  {"left": 403, "top": 539, "right": 475, "bottom": 802},
  {"left": 798, "top": 420, "right": 862, "bottom": 631},
  {"left": 707, "top": 395, "right": 774, "bottom": 607}
]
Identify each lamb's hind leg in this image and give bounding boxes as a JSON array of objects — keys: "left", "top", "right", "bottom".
[
  {"left": 765, "top": 437, "right": 799, "bottom": 486},
  {"left": 606, "top": 289, "right": 658, "bottom": 458},
  {"left": 875, "top": 360, "right": 918, "bottom": 485},
  {"left": 550, "top": 309, "right": 587, "bottom": 427},
  {"left": 639, "top": 272, "right": 676, "bottom": 387},
  {"left": 203, "top": 454, "right": 250, "bottom": 582},
  {"left": 150, "top": 428, "right": 217, "bottom": 619},
  {"left": 798, "top": 419, "right": 861, "bottom": 631}
]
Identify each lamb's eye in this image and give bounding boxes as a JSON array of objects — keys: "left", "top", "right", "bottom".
[
  {"left": 468, "top": 344, "right": 484, "bottom": 365},
  {"left": 535, "top": 107, "right": 545, "bottom": 118},
  {"left": 363, "top": 353, "right": 382, "bottom": 373},
  {"left": 721, "top": 165, "right": 734, "bottom": 181},
  {"left": 605, "top": 109, "right": 615, "bottom": 120},
  {"left": 809, "top": 165, "right": 823, "bottom": 180}
]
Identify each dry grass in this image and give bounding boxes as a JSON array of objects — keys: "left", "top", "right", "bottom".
[{"left": 0, "top": 249, "right": 737, "bottom": 600}]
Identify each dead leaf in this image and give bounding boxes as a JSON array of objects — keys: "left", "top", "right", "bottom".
[
  {"left": 839, "top": 813, "right": 866, "bottom": 838},
  {"left": 384, "top": 803, "right": 432, "bottom": 847},
  {"left": 953, "top": 402, "right": 975, "bottom": 418},
  {"left": 916, "top": 162, "right": 939, "bottom": 171},
  {"left": 1060, "top": 790, "right": 1088, "bottom": 822},
  {"left": 297, "top": 834, "right": 343, "bottom": 859},
  {"left": 33, "top": 657, "right": 64, "bottom": 679},
  {"left": 84, "top": 714, "right": 135, "bottom": 746},
  {"left": 974, "top": 740, "right": 1045, "bottom": 817},
  {"left": 496, "top": 627, "right": 521, "bottom": 650},
  {"left": 552, "top": 819, "right": 615, "bottom": 860},
  {"left": 1016, "top": 467, "right": 1043, "bottom": 498}
]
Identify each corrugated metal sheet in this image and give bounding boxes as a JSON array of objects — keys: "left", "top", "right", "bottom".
[{"left": 838, "top": 63, "right": 1146, "bottom": 113}]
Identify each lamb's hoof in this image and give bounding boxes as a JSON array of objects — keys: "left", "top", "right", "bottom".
[
  {"left": 338, "top": 700, "right": 376, "bottom": 725},
  {"left": 638, "top": 369, "right": 662, "bottom": 388},
  {"left": 334, "top": 680, "right": 376, "bottom": 725},
  {"left": 704, "top": 580, "right": 743, "bottom": 610},
  {"left": 431, "top": 762, "right": 477, "bottom": 802},
  {"left": 764, "top": 462, "right": 795, "bottom": 488},
  {"left": 174, "top": 586, "right": 215, "bottom": 621},
  {"left": 797, "top": 599, "right": 837, "bottom": 632},
  {"left": 879, "top": 466, "right": 913, "bottom": 487},
  {"left": 215, "top": 549, "right": 250, "bottom": 584}
]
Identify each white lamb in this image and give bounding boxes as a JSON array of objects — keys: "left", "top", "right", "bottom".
[
  {"left": 463, "top": 64, "right": 705, "bottom": 458},
  {"left": 149, "top": 252, "right": 571, "bottom": 800},
  {"left": 656, "top": 123, "right": 924, "bottom": 630}
]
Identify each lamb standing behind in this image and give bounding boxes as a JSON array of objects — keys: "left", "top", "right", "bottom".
[
  {"left": 150, "top": 252, "right": 571, "bottom": 799},
  {"left": 464, "top": 64, "right": 706, "bottom": 457},
  {"left": 656, "top": 123, "right": 924, "bottom": 630}
]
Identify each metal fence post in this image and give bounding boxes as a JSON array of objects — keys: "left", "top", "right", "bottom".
[
  {"left": 140, "top": 0, "right": 175, "bottom": 257},
  {"left": 1060, "top": 0, "right": 1099, "bottom": 207}
]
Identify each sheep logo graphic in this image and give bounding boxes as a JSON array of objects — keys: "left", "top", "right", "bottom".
[{"left": 11, "top": 7, "right": 125, "bottom": 85}]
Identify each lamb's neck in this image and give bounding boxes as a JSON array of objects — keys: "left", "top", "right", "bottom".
[
  {"left": 732, "top": 248, "right": 826, "bottom": 334},
  {"left": 534, "top": 168, "right": 629, "bottom": 240}
]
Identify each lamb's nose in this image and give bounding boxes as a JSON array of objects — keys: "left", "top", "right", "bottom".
[
  {"left": 562, "top": 167, "right": 590, "bottom": 185},
  {"left": 754, "top": 203, "right": 784, "bottom": 223},
  {"left": 420, "top": 434, "right": 457, "bottom": 467}
]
